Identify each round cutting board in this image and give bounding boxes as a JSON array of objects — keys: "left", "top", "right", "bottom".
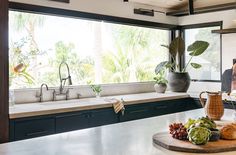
[{"left": 153, "top": 132, "right": 236, "bottom": 153}]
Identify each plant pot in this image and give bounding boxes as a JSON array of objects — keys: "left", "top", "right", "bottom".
[
  {"left": 168, "top": 72, "right": 190, "bottom": 92},
  {"left": 154, "top": 83, "right": 167, "bottom": 93}
]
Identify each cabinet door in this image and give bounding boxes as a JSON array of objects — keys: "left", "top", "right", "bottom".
[
  {"left": 151, "top": 98, "right": 201, "bottom": 117},
  {"left": 56, "top": 112, "right": 89, "bottom": 133},
  {"left": 89, "top": 108, "right": 119, "bottom": 127},
  {"left": 119, "top": 103, "right": 152, "bottom": 122},
  {"left": 151, "top": 101, "right": 172, "bottom": 116},
  {"left": 14, "top": 118, "right": 55, "bottom": 141}
]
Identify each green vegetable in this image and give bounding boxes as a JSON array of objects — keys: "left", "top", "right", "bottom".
[
  {"left": 184, "top": 118, "right": 196, "bottom": 129},
  {"left": 188, "top": 127, "right": 211, "bottom": 145},
  {"left": 184, "top": 117, "right": 216, "bottom": 130},
  {"left": 196, "top": 117, "right": 216, "bottom": 129}
]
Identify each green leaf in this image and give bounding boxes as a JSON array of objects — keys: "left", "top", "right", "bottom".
[
  {"left": 161, "top": 44, "right": 169, "bottom": 49},
  {"left": 191, "top": 63, "right": 202, "bottom": 69},
  {"left": 165, "top": 62, "right": 174, "bottom": 69},
  {"left": 155, "top": 61, "right": 169, "bottom": 74},
  {"left": 169, "top": 37, "right": 185, "bottom": 57},
  {"left": 187, "top": 41, "right": 209, "bottom": 56}
]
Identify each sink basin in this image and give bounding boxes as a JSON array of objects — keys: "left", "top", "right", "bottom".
[
  {"left": 38, "top": 98, "right": 116, "bottom": 106},
  {"left": 38, "top": 99, "right": 79, "bottom": 105}
]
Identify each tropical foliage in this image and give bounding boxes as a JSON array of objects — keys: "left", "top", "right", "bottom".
[
  {"left": 158, "top": 37, "right": 209, "bottom": 73},
  {"left": 9, "top": 11, "right": 169, "bottom": 89}
]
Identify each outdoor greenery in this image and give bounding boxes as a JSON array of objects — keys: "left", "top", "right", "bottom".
[{"left": 9, "top": 11, "right": 169, "bottom": 89}]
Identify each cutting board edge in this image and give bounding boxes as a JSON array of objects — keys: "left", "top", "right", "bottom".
[{"left": 153, "top": 132, "right": 236, "bottom": 153}]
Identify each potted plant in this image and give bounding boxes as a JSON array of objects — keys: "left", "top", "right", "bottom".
[
  {"left": 154, "top": 69, "right": 168, "bottom": 93},
  {"left": 90, "top": 84, "right": 102, "bottom": 98},
  {"left": 157, "top": 37, "right": 209, "bottom": 92}
]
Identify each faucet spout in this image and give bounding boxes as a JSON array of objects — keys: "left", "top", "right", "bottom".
[
  {"left": 38, "top": 83, "right": 49, "bottom": 102},
  {"left": 59, "top": 61, "right": 72, "bottom": 93}
]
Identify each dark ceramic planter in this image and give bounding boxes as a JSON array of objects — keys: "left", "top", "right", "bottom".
[{"left": 168, "top": 72, "right": 190, "bottom": 92}]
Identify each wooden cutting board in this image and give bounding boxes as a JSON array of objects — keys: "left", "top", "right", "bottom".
[{"left": 153, "top": 132, "right": 236, "bottom": 153}]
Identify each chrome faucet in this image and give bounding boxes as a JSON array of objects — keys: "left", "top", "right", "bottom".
[
  {"left": 53, "top": 61, "right": 72, "bottom": 101},
  {"left": 37, "top": 83, "right": 49, "bottom": 102},
  {"left": 59, "top": 61, "right": 72, "bottom": 93}
]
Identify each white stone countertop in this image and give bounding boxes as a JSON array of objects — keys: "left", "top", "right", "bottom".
[
  {"left": 2, "top": 109, "right": 236, "bottom": 155},
  {"left": 9, "top": 92, "right": 189, "bottom": 119}
]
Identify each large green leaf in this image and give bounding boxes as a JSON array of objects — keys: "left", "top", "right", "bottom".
[
  {"left": 169, "top": 37, "right": 185, "bottom": 57},
  {"left": 190, "top": 63, "right": 202, "bottom": 69},
  {"left": 155, "top": 61, "right": 169, "bottom": 74},
  {"left": 187, "top": 41, "right": 209, "bottom": 56}
]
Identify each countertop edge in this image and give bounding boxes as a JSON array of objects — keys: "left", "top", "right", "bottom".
[{"left": 9, "top": 92, "right": 190, "bottom": 119}]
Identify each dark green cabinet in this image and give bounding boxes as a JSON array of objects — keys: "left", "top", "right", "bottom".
[
  {"left": 56, "top": 108, "right": 119, "bottom": 133},
  {"left": 56, "top": 112, "right": 89, "bottom": 133},
  {"left": 10, "top": 97, "right": 200, "bottom": 141},
  {"left": 89, "top": 108, "right": 119, "bottom": 127},
  {"left": 119, "top": 98, "right": 200, "bottom": 122},
  {"left": 13, "top": 117, "right": 55, "bottom": 141},
  {"left": 119, "top": 104, "right": 152, "bottom": 122}
]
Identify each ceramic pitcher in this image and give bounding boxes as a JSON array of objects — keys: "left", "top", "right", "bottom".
[{"left": 199, "top": 91, "right": 224, "bottom": 120}]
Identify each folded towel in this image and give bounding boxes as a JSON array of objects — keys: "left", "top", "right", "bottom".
[
  {"left": 104, "top": 98, "right": 125, "bottom": 114},
  {"left": 113, "top": 99, "right": 125, "bottom": 114}
]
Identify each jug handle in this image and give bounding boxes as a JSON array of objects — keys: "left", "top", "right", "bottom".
[{"left": 199, "top": 91, "right": 207, "bottom": 107}]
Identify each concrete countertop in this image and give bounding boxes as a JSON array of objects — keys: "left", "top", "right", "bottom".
[
  {"left": 9, "top": 92, "right": 190, "bottom": 119},
  {"left": 2, "top": 109, "right": 236, "bottom": 155}
]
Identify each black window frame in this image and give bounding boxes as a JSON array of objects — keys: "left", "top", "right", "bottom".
[
  {"left": 180, "top": 21, "right": 223, "bottom": 82},
  {"left": 9, "top": 2, "right": 178, "bottom": 30}
]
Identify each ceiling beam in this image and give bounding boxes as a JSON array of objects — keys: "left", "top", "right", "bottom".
[
  {"left": 49, "top": 0, "right": 70, "bottom": 3},
  {"left": 188, "top": 0, "right": 194, "bottom": 15},
  {"left": 167, "top": 2, "right": 236, "bottom": 16}
]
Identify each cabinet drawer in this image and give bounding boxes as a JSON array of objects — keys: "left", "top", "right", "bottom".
[
  {"left": 89, "top": 108, "right": 119, "bottom": 127},
  {"left": 119, "top": 104, "right": 152, "bottom": 122},
  {"left": 56, "top": 112, "right": 89, "bottom": 133},
  {"left": 14, "top": 118, "right": 55, "bottom": 141}
]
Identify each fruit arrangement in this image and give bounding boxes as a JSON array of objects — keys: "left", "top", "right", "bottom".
[
  {"left": 169, "top": 123, "right": 188, "bottom": 140},
  {"left": 169, "top": 116, "right": 220, "bottom": 145}
]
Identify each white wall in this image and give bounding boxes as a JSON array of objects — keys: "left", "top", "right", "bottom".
[
  {"left": 10, "top": 0, "right": 178, "bottom": 25},
  {"left": 178, "top": 10, "right": 236, "bottom": 93}
]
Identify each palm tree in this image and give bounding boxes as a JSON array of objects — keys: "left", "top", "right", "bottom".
[{"left": 102, "top": 25, "right": 168, "bottom": 83}]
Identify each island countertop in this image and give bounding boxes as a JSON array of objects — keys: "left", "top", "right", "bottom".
[
  {"left": 1, "top": 109, "right": 236, "bottom": 155},
  {"left": 9, "top": 92, "right": 190, "bottom": 119}
]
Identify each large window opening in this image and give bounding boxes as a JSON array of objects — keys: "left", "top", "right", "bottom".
[
  {"left": 183, "top": 23, "right": 221, "bottom": 81},
  {"left": 9, "top": 11, "right": 170, "bottom": 89}
]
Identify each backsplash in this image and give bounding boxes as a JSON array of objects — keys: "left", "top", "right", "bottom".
[{"left": 12, "top": 82, "right": 156, "bottom": 104}]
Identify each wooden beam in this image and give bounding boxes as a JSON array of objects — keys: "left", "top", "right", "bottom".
[
  {"left": 49, "top": 0, "right": 70, "bottom": 3},
  {"left": 212, "top": 28, "right": 236, "bottom": 34},
  {"left": 167, "top": 2, "right": 236, "bottom": 16},
  {"left": 0, "top": 0, "right": 9, "bottom": 143},
  {"left": 188, "top": 0, "right": 194, "bottom": 15}
]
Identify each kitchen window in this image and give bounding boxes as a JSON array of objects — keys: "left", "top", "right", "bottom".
[
  {"left": 183, "top": 23, "right": 221, "bottom": 81},
  {"left": 9, "top": 11, "right": 170, "bottom": 89}
]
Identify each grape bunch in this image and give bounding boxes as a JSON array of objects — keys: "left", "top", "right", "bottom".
[{"left": 169, "top": 123, "right": 188, "bottom": 140}]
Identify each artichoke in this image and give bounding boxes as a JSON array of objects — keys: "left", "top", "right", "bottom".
[{"left": 188, "top": 126, "right": 211, "bottom": 145}]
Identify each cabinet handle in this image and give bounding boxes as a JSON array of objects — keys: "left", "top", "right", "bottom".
[
  {"left": 154, "top": 106, "right": 168, "bottom": 110},
  {"left": 56, "top": 113, "right": 87, "bottom": 118},
  {"left": 129, "top": 109, "right": 149, "bottom": 114},
  {"left": 26, "top": 131, "right": 48, "bottom": 137}
]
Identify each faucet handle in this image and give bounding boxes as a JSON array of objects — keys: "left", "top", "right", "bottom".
[{"left": 65, "top": 88, "right": 73, "bottom": 100}]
